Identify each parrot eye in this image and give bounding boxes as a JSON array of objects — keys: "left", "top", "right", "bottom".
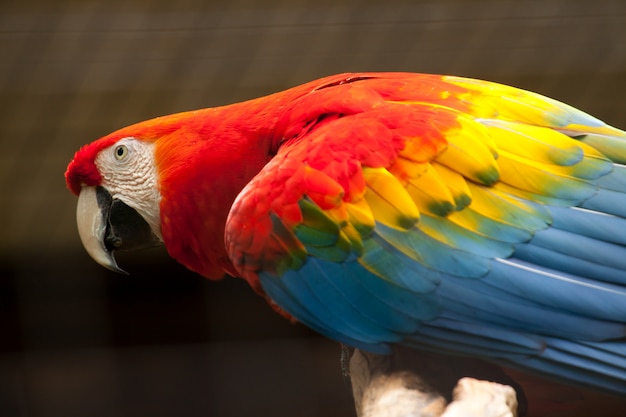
[{"left": 114, "top": 145, "right": 128, "bottom": 160}]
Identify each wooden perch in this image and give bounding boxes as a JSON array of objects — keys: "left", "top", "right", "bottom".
[
  {"left": 349, "top": 347, "right": 519, "bottom": 417},
  {"left": 442, "top": 378, "right": 517, "bottom": 417}
]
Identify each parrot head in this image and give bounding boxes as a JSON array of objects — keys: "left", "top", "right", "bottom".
[
  {"left": 65, "top": 104, "right": 280, "bottom": 279},
  {"left": 66, "top": 135, "right": 162, "bottom": 273}
]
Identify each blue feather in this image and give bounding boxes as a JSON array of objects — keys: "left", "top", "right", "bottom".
[
  {"left": 448, "top": 206, "right": 534, "bottom": 243},
  {"left": 529, "top": 227, "right": 626, "bottom": 271},
  {"left": 359, "top": 238, "right": 441, "bottom": 293},
  {"left": 303, "top": 258, "right": 423, "bottom": 334},
  {"left": 518, "top": 341, "right": 626, "bottom": 392},
  {"left": 407, "top": 326, "right": 539, "bottom": 358},
  {"left": 548, "top": 206, "right": 626, "bottom": 246},
  {"left": 419, "top": 214, "right": 514, "bottom": 259},
  {"left": 596, "top": 162, "right": 626, "bottom": 191},
  {"left": 276, "top": 265, "right": 394, "bottom": 344},
  {"left": 261, "top": 255, "right": 443, "bottom": 342},
  {"left": 437, "top": 274, "right": 626, "bottom": 340},
  {"left": 258, "top": 271, "right": 389, "bottom": 352},
  {"left": 581, "top": 188, "right": 626, "bottom": 217},
  {"left": 375, "top": 222, "right": 490, "bottom": 278},
  {"left": 420, "top": 315, "right": 545, "bottom": 352},
  {"left": 501, "top": 353, "right": 626, "bottom": 394},
  {"left": 514, "top": 243, "right": 626, "bottom": 284},
  {"left": 485, "top": 259, "right": 626, "bottom": 322},
  {"left": 547, "top": 339, "right": 626, "bottom": 374},
  {"left": 315, "top": 256, "right": 441, "bottom": 322}
]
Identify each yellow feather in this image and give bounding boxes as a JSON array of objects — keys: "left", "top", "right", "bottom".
[
  {"left": 362, "top": 167, "right": 420, "bottom": 230},
  {"left": 435, "top": 126, "right": 500, "bottom": 185},
  {"left": 463, "top": 182, "right": 548, "bottom": 226},
  {"left": 406, "top": 163, "right": 457, "bottom": 217},
  {"left": 483, "top": 119, "right": 584, "bottom": 166},
  {"left": 345, "top": 197, "right": 376, "bottom": 235},
  {"left": 563, "top": 123, "right": 626, "bottom": 137},
  {"left": 455, "top": 114, "right": 499, "bottom": 157},
  {"left": 497, "top": 150, "right": 596, "bottom": 201},
  {"left": 431, "top": 162, "right": 472, "bottom": 210},
  {"left": 446, "top": 182, "right": 550, "bottom": 242}
]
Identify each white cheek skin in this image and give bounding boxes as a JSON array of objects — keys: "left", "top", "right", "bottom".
[{"left": 95, "top": 139, "right": 163, "bottom": 241}]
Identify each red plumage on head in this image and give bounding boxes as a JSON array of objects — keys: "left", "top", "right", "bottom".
[
  {"left": 64, "top": 113, "right": 186, "bottom": 195},
  {"left": 65, "top": 136, "right": 120, "bottom": 195}
]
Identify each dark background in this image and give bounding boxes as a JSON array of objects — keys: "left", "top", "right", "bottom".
[{"left": 1, "top": 0, "right": 626, "bottom": 416}]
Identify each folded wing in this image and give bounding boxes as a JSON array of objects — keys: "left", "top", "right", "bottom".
[{"left": 225, "top": 73, "right": 626, "bottom": 393}]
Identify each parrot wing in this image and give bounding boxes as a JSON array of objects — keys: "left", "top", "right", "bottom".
[{"left": 224, "top": 73, "right": 626, "bottom": 393}]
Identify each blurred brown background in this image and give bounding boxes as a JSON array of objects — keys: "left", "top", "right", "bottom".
[{"left": 1, "top": 0, "right": 625, "bottom": 416}]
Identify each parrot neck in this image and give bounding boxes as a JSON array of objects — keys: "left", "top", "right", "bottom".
[
  {"left": 154, "top": 89, "right": 309, "bottom": 280},
  {"left": 151, "top": 74, "right": 364, "bottom": 279}
]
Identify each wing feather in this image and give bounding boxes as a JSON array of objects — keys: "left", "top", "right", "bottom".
[{"left": 225, "top": 72, "right": 626, "bottom": 393}]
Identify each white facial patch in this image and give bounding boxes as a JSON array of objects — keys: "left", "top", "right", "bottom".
[{"left": 95, "top": 137, "right": 163, "bottom": 241}]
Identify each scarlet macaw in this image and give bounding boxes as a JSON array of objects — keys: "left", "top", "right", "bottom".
[{"left": 65, "top": 72, "right": 626, "bottom": 394}]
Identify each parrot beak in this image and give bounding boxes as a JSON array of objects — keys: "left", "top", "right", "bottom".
[{"left": 76, "top": 186, "right": 159, "bottom": 274}]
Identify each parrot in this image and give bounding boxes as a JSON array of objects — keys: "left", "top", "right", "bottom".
[{"left": 65, "top": 72, "right": 626, "bottom": 396}]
